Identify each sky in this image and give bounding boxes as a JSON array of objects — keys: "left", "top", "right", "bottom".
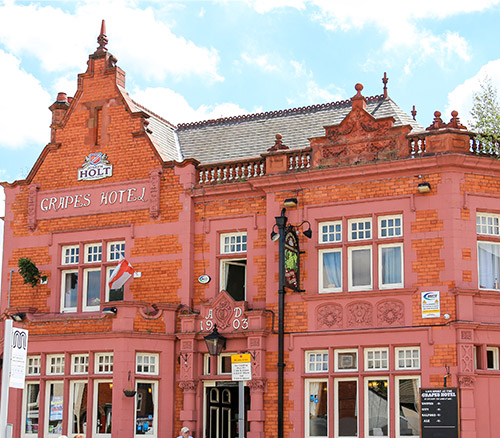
[{"left": 2, "top": 0, "right": 500, "bottom": 251}]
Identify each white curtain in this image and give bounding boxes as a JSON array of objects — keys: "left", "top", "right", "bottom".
[
  {"left": 323, "top": 252, "right": 341, "bottom": 288},
  {"left": 381, "top": 246, "right": 402, "bottom": 285},
  {"left": 478, "top": 242, "right": 500, "bottom": 289}
]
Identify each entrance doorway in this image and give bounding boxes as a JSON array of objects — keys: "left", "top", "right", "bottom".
[{"left": 205, "top": 384, "right": 249, "bottom": 438}]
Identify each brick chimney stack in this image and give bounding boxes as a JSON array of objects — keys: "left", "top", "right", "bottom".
[{"left": 49, "top": 92, "right": 70, "bottom": 144}]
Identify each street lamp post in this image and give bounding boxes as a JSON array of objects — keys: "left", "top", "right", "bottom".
[{"left": 275, "top": 209, "right": 288, "bottom": 438}]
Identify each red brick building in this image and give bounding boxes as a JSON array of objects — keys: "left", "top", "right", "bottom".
[{"left": 2, "top": 23, "right": 500, "bottom": 438}]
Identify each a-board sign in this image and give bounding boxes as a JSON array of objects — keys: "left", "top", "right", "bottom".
[{"left": 420, "top": 387, "right": 459, "bottom": 438}]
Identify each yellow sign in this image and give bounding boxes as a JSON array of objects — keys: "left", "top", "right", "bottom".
[{"left": 231, "top": 353, "right": 251, "bottom": 363}]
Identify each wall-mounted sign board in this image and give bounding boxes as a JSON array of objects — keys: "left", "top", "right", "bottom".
[{"left": 420, "top": 387, "right": 459, "bottom": 438}]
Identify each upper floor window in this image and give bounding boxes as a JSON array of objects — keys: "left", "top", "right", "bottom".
[
  {"left": 365, "top": 348, "right": 389, "bottom": 371},
  {"left": 477, "top": 213, "right": 500, "bottom": 236},
  {"left": 306, "top": 351, "right": 329, "bottom": 373},
  {"left": 220, "top": 232, "right": 247, "bottom": 301},
  {"left": 335, "top": 349, "right": 358, "bottom": 372},
  {"left": 220, "top": 232, "right": 247, "bottom": 254},
  {"left": 60, "top": 240, "right": 125, "bottom": 313},
  {"left": 318, "top": 215, "right": 403, "bottom": 293}
]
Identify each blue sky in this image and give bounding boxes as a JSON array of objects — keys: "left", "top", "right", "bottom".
[{"left": 1, "top": 0, "right": 500, "bottom": 207}]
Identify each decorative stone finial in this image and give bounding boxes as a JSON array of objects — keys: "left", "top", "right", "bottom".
[
  {"left": 354, "top": 83, "right": 363, "bottom": 97},
  {"left": 382, "top": 73, "right": 388, "bottom": 98},
  {"left": 447, "top": 110, "right": 467, "bottom": 130},
  {"left": 267, "top": 133, "right": 289, "bottom": 152},
  {"left": 411, "top": 105, "right": 417, "bottom": 121},
  {"left": 96, "top": 19, "right": 108, "bottom": 54},
  {"left": 426, "top": 111, "right": 446, "bottom": 131}
]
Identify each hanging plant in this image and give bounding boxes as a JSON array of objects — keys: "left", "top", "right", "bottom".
[{"left": 17, "top": 257, "right": 47, "bottom": 288}]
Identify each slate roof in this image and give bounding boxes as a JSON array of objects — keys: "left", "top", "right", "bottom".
[{"left": 130, "top": 93, "right": 423, "bottom": 165}]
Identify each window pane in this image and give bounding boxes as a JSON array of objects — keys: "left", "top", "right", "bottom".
[
  {"left": 398, "top": 379, "right": 420, "bottom": 436},
  {"left": 367, "top": 380, "right": 388, "bottom": 436},
  {"left": 308, "top": 381, "right": 328, "bottom": 437},
  {"left": 108, "top": 242, "right": 125, "bottom": 261},
  {"left": 381, "top": 246, "right": 402, "bottom": 286},
  {"left": 63, "top": 272, "right": 78, "bottom": 309},
  {"left": 338, "top": 381, "right": 357, "bottom": 437},
  {"left": 96, "top": 382, "right": 113, "bottom": 434},
  {"left": 321, "top": 251, "right": 341, "bottom": 290},
  {"left": 24, "top": 383, "right": 40, "bottom": 434},
  {"left": 351, "top": 248, "right": 371, "bottom": 287},
  {"left": 48, "top": 382, "right": 64, "bottom": 436},
  {"left": 71, "top": 382, "right": 88, "bottom": 435},
  {"left": 478, "top": 242, "right": 500, "bottom": 289},
  {"left": 86, "top": 270, "right": 101, "bottom": 308},
  {"left": 136, "top": 382, "right": 156, "bottom": 435}
]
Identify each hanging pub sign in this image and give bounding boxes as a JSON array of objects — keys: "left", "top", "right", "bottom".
[{"left": 284, "top": 226, "right": 300, "bottom": 291}]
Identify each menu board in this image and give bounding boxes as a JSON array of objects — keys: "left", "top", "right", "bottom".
[{"left": 420, "top": 388, "right": 459, "bottom": 438}]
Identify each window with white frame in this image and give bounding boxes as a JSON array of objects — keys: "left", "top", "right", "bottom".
[
  {"left": 71, "top": 354, "right": 89, "bottom": 374},
  {"left": 477, "top": 213, "right": 500, "bottom": 236},
  {"left": 220, "top": 232, "right": 247, "bottom": 301},
  {"left": 365, "top": 348, "right": 389, "bottom": 371},
  {"left": 306, "top": 351, "right": 329, "bottom": 373},
  {"left": 335, "top": 378, "right": 358, "bottom": 437},
  {"left": 365, "top": 378, "right": 389, "bottom": 437},
  {"left": 378, "top": 215, "right": 402, "bottom": 238},
  {"left": 395, "top": 376, "right": 420, "bottom": 438},
  {"left": 27, "top": 356, "right": 41, "bottom": 376},
  {"left": 218, "top": 353, "right": 233, "bottom": 375},
  {"left": 395, "top": 347, "right": 420, "bottom": 370},
  {"left": 94, "top": 380, "right": 113, "bottom": 436},
  {"left": 348, "top": 218, "right": 372, "bottom": 241},
  {"left": 46, "top": 355, "right": 64, "bottom": 375},
  {"left": 95, "top": 353, "right": 114, "bottom": 374},
  {"left": 45, "top": 381, "right": 64, "bottom": 437},
  {"left": 379, "top": 243, "right": 403, "bottom": 289},
  {"left": 60, "top": 240, "right": 126, "bottom": 313},
  {"left": 305, "top": 379, "right": 328, "bottom": 438},
  {"left": 220, "top": 232, "right": 247, "bottom": 254},
  {"left": 478, "top": 241, "right": 500, "bottom": 290},
  {"left": 135, "top": 381, "right": 158, "bottom": 436},
  {"left": 22, "top": 381, "right": 40, "bottom": 436},
  {"left": 69, "top": 381, "right": 88, "bottom": 436},
  {"left": 335, "top": 349, "right": 358, "bottom": 372},
  {"left": 487, "top": 346, "right": 499, "bottom": 370},
  {"left": 318, "top": 215, "right": 404, "bottom": 293},
  {"left": 319, "top": 248, "right": 342, "bottom": 293},
  {"left": 136, "top": 353, "right": 159, "bottom": 375}
]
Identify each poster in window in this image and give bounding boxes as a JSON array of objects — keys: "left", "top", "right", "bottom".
[{"left": 49, "top": 396, "right": 63, "bottom": 420}]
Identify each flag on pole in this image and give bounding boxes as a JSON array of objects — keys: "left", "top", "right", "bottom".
[{"left": 108, "top": 259, "right": 135, "bottom": 290}]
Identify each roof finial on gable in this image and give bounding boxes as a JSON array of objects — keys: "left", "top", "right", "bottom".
[
  {"left": 96, "top": 19, "right": 108, "bottom": 54},
  {"left": 382, "top": 72, "right": 388, "bottom": 98},
  {"left": 411, "top": 105, "right": 417, "bottom": 121}
]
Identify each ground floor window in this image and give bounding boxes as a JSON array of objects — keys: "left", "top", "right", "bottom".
[
  {"left": 46, "top": 381, "right": 64, "bottom": 436},
  {"left": 304, "top": 376, "right": 420, "bottom": 438},
  {"left": 69, "top": 381, "right": 88, "bottom": 436},
  {"left": 94, "top": 380, "right": 113, "bottom": 437},
  {"left": 22, "top": 382, "right": 40, "bottom": 437},
  {"left": 135, "top": 381, "right": 158, "bottom": 435}
]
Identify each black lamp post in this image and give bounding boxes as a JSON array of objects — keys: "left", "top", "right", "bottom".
[
  {"left": 272, "top": 207, "right": 311, "bottom": 438},
  {"left": 203, "top": 324, "right": 226, "bottom": 356},
  {"left": 275, "top": 210, "right": 287, "bottom": 438}
]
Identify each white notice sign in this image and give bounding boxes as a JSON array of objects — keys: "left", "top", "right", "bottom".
[
  {"left": 421, "top": 291, "right": 440, "bottom": 319},
  {"left": 231, "top": 354, "right": 252, "bottom": 381},
  {"left": 10, "top": 328, "right": 28, "bottom": 389}
]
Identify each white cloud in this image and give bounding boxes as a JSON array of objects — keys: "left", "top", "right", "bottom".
[
  {"left": 446, "top": 59, "right": 500, "bottom": 125},
  {"left": 0, "top": 1, "right": 223, "bottom": 82},
  {"left": 241, "top": 53, "right": 279, "bottom": 72},
  {"left": 0, "top": 50, "right": 51, "bottom": 149},
  {"left": 131, "top": 87, "right": 249, "bottom": 125}
]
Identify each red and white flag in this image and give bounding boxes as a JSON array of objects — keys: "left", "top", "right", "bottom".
[{"left": 108, "top": 259, "right": 135, "bottom": 290}]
